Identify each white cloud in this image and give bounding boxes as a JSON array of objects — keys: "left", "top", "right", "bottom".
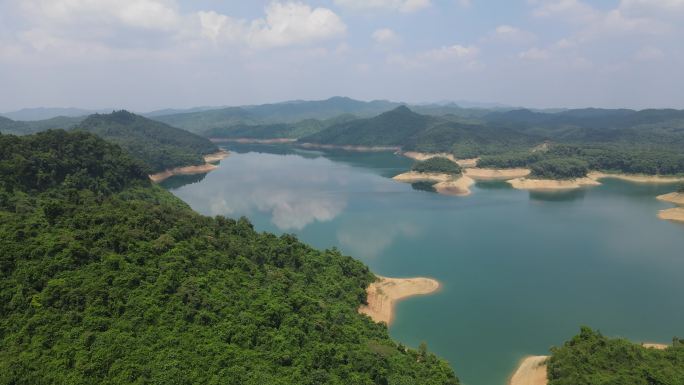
[
  {"left": 334, "top": 0, "right": 431, "bottom": 13},
  {"left": 635, "top": 46, "right": 665, "bottom": 61},
  {"left": 518, "top": 47, "right": 550, "bottom": 60},
  {"left": 372, "top": 28, "right": 399, "bottom": 44},
  {"left": 247, "top": 2, "right": 346, "bottom": 48},
  {"left": 485, "top": 25, "right": 537, "bottom": 44},
  {"left": 389, "top": 43, "right": 480, "bottom": 69}
]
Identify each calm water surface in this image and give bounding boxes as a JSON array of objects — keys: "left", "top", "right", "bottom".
[{"left": 163, "top": 144, "right": 684, "bottom": 385}]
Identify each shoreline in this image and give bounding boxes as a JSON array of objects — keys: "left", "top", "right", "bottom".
[
  {"left": 510, "top": 342, "right": 670, "bottom": 385},
  {"left": 392, "top": 172, "right": 474, "bottom": 196},
  {"left": 465, "top": 167, "right": 531, "bottom": 180},
  {"left": 210, "top": 138, "right": 296, "bottom": 144},
  {"left": 658, "top": 207, "right": 684, "bottom": 223},
  {"left": 149, "top": 150, "right": 230, "bottom": 183},
  {"left": 657, "top": 192, "right": 684, "bottom": 205},
  {"left": 509, "top": 356, "right": 549, "bottom": 385},
  {"left": 588, "top": 171, "right": 684, "bottom": 184},
  {"left": 358, "top": 276, "right": 440, "bottom": 325},
  {"left": 508, "top": 177, "right": 601, "bottom": 190},
  {"left": 299, "top": 142, "right": 401, "bottom": 152},
  {"left": 401, "top": 151, "right": 479, "bottom": 168}
]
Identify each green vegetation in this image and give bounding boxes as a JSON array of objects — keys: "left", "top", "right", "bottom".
[
  {"left": 548, "top": 328, "right": 684, "bottom": 385},
  {"left": 0, "top": 116, "right": 84, "bottom": 135},
  {"left": 411, "top": 181, "right": 437, "bottom": 193},
  {"left": 153, "top": 97, "right": 399, "bottom": 134},
  {"left": 411, "top": 157, "right": 462, "bottom": 175},
  {"left": 203, "top": 115, "right": 356, "bottom": 140},
  {"left": 304, "top": 106, "right": 684, "bottom": 178},
  {"left": 74, "top": 110, "right": 219, "bottom": 173},
  {"left": 0, "top": 130, "right": 459, "bottom": 385}
]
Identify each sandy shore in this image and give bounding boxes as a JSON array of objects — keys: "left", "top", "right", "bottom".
[
  {"left": 465, "top": 168, "right": 531, "bottom": 180},
  {"left": 210, "top": 138, "right": 296, "bottom": 144},
  {"left": 508, "top": 177, "right": 601, "bottom": 190},
  {"left": 299, "top": 143, "right": 401, "bottom": 152},
  {"left": 642, "top": 343, "right": 669, "bottom": 350},
  {"left": 149, "top": 150, "right": 229, "bottom": 183},
  {"left": 358, "top": 276, "right": 440, "bottom": 325},
  {"left": 203, "top": 150, "right": 230, "bottom": 163},
  {"left": 588, "top": 172, "right": 684, "bottom": 184},
  {"left": 657, "top": 192, "right": 684, "bottom": 206},
  {"left": 401, "top": 151, "right": 478, "bottom": 168},
  {"left": 658, "top": 207, "right": 684, "bottom": 223},
  {"left": 393, "top": 172, "right": 474, "bottom": 196},
  {"left": 509, "top": 356, "right": 548, "bottom": 385},
  {"left": 434, "top": 176, "right": 475, "bottom": 196}
]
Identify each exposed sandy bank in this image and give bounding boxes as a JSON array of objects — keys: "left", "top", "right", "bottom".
[
  {"left": 588, "top": 172, "right": 684, "bottom": 184},
  {"left": 358, "top": 276, "right": 440, "bottom": 325},
  {"left": 203, "top": 150, "right": 230, "bottom": 163},
  {"left": 401, "top": 151, "right": 479, "bottom": 168},
  {"left": 149, "top": 164, "right": 219, "bottom": 183},
  {"left": 393, "top": 172, "right": 453, "bottom": 183},
  {"left": 149, "top": 150, "right": 230, "bottom": 183},
  {"left": 658, "top": 208, "right": 684, "bottom": 223},
  {"left": 657, "top": 192, "right": 684, "bottom": 206},
  {"left": 299, "top": 143, "right": 401, "bottom": 152},
  {"left": 509, "top": 356, "right": 548, "bottom": 385},
  {"left": 210, "top": 138, "right": 296, "bottom": 144},
  {"left": 434, "top": 176, "right": 475, "bottom": 196},
  {"left": 393, "top": 172, "right": 474, "bottom": 196},
  {"left": 508, "top": 177, "right": 601, "bottom": 190},
  {"left": 465, "top": 168, "right": 531, "bottom": 180},
  {"left": 642, "top": 343, "right": 669, "bottom": 350}
]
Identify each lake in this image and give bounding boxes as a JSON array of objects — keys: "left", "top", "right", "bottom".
[{"left": 162, "top": 144, "right": 684, "bottom": 385}]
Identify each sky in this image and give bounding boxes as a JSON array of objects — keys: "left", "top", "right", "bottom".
[{"left": 0, "top": 0, "right": 683, "bottom": 111}]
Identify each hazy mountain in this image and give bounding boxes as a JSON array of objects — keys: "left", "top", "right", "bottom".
[{"left": 1, "top": 107, "right": 109, "bottom": 121}]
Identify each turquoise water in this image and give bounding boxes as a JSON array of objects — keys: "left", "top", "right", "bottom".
[{"left": 163, "top": 144, "right": 684, "bottom": 385}]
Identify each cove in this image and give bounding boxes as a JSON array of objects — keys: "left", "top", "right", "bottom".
[{"left": 162, "top": 143, "right": 684, "bottom": 385}]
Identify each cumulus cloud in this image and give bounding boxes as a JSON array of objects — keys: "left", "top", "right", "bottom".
[
  {"left": 372, "top": 28, "right": 399, "bottom": 44},
  {"left": 518, "top": 47, "right": 550, "bottom": 60},
  {"left": 389, "top": 43, "right": 479, "bottom": 69},
  {"left": 334, "top": 0, "right": 431, "bottom": 13},
  {"left": 12, "top": 0, "right": 346, "bottom": 51},
  {"left": 485, "top": 25, "right": 537, "bottom": 44}
]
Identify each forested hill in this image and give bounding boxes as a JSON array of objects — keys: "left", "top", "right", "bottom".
[
  {"left": 153, "top": 97, "right": 400, "bottom": 133},
  {"left": 300, "top": 106, "right": 436, "bottom": 146},
  {"left": 74, "top": 110, "right": 219, "bottom": 173},
  {"left": 0, "top": 130, "right": 459, "bottom": 385}
]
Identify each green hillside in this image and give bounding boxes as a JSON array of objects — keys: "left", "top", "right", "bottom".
[
  {"left": 203, "top": 115, "right": 357, "bottom": 140},
  {"left": 0, "top": 130, "right": 459, "bottom": 385},
  {"left": 301, "top": 106, "right": 435, "bottom": 146},
  {"left": 548, "top": 328, "right": 684, "bottom": 385},
  {"left": 74, "top": 111, "right": 219, "bottom": 173},
  {"left": 153, "top": 97, "right": 400, "bottom": 134}
]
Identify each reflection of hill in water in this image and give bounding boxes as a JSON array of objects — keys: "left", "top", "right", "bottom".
[
  {"left": 529, "top": 188, "right": 587, "bottom": 202},
  {"left": 159, "top": 172, "right": 208, "bottom": 189},
  {"left": 411, "top": 181, "right": 437, "bottom": 193}
]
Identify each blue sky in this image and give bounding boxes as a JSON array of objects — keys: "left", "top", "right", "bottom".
[{"left": 1, "top": 0, "right": 683, "bottom": 111}]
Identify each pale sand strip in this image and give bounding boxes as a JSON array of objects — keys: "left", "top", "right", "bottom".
[
  {"left": 642, "top": 343, "right": 669, "bottom": 350},
  {"left": 149, "top": 150, "right": 229, "bottom": 183},
  {"left": 393, "top": 172, "right": 474, "bottom": 196},
  {"left": 588, "top": 172, "right": 684, "bottom": 184},
  {"left": 210, "top": 138, "right": 296, "bottom": 144},
  {"left": 510, "top": 343, "right": 670, "bottom": 385},
  {"left": 465, "top": 168, "right": 531, "bottom": 180},
  {"left": 434, "top": 176, "right": 475, "bottom": 196},
  {"left": 508, "top": 177, "right": 601, "bottom": 190},
  {"left": 299, "top": 143, "right": 401, "bottom": 152},
  {"left": 657, "top": 192, "right": 684, "bottom": 205},
  {"left": 358, "top": 276, "right": 440, "bottom": 325},
  {"left": 509, "top": 356, "right": 548, "bottom": 385},
  {"left": 401, "top": 151, "right": 478, "bottom": 168},
  {"left": 658, "top": 208, "right": 684, "bottom": 223}
]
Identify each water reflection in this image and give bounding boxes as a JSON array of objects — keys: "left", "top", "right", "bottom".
[
  {"left": 166, "top": 151, "right": 401, "bottom": 231},
  {"left": 337, "top": 217, "right": 421, "bottom": 258},
  {"left": 529, "top": 188, "right": 587, "bottom": 202},
  {"left": 411, "top": 181, "right": 437, "bottom": 193},
  {"left": 159, "top": 173, "right": 208, "bottom": 189}
]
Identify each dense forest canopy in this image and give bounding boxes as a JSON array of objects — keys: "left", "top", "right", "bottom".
[
  {"left": 203, "top": 115, "right": 357, "bottom": 140},
  {"left": 411, "top": 158, "right": 462, "bottom": 175},
  {"left": 74, "top": 111, "right": 219, "bottom": 173},
  {"left": 0, "top": 130, "right": 459, "bottom": 385},
  {"left": 548, "top": 328, "right": 684, "bottom": 385}
]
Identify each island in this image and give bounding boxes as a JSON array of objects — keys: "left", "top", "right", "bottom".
[{"left": 393, "top": 157, "right": 475, "bottom": 196}]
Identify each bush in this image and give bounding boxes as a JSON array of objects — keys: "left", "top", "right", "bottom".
[{"left": 412, "top": 157, "right": 462, "bottom": 175}]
